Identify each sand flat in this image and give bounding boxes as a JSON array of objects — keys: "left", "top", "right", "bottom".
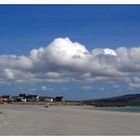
[{"left": 0, "top": 104, "right": 140, "bottom": 135}]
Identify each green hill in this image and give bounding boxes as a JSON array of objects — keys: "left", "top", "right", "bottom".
[{"left": 80, "top": 94, "right": 140, "bottom": 107}]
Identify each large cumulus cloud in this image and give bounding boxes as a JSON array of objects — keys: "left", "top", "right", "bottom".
[{"left": 0, "top": 37, "right": 140, "bottom": 87}]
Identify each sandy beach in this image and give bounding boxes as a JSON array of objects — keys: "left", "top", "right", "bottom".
[{"left": 0, "top": 104, "right": 140, "bottom": 135}]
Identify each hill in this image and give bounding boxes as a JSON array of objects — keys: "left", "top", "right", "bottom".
[{"left": 80, "top": 94, "right": 140, "bottom": 107}]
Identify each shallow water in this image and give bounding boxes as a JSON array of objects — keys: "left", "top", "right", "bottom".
[{"left": 95, "top": 106, "right": 140, "bottom": 113}]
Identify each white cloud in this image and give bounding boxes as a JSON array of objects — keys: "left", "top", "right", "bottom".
[
  {"left": 41, "top": 86, "right": 48, "bottom": 91},
  {"left": 0, "top": 37, "right": 140, "bottom": 89},
  {"left": 103, "top": 48, "right": 117, "bottom": 56},
  {"left": 3, "top": 69, "right": 14, "bottom": 80},
  {"left": 129, "top": 82, "right": 140, "bottom": 88},
  {"left": 81, "top": 86, "right": 93, "bottom": 91},
  {"left": 128, "top": 77, "right": 140, "bottom": 88},
  {"left": 113, "top": 84, "right": 120, "bottom": 88}
]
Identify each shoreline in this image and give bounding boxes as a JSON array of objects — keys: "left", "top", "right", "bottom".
[{"left": 1, "top": 103, "right": 140, "bottom": 114}]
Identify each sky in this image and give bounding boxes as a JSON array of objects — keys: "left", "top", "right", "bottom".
[{"left": 0, "top": 5, "right": 140, "bottom": 100}]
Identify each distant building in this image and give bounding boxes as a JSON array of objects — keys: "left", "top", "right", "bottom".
[
  {"left": 45, "top": 97, "right": 54, "bottom": 102},
  {"left": 1, "top": 95, "right": 11, "bottom": 99},
  {"left": 26, "top": 94, "right": 39, "bottom": 102},
  {"left": 18, "top": 94, "right": 39, "bottom": 102},
  {"left": 10, "top": 96, "right": 19, "bottom": 102},
  {"left": 1, "top": 95, "right": 12, "bottom": 102},
  {"left": 39, "top": 96, "right": 54, "bottom": 102},
  {"left": 0, "top": 98, "right": 5, "bottom": 104},
  {"left": 54, "top": 96, "right": 64, "bottom": 102},
  {"left": 19, "top": 94, "right": 27, "bottom": 98},
  {"left": 21, "top": 98, "right": 27, "bottom": 102},
  {"left": 0, "top": 94, "right": 65, "bottom": 103},
  {"left": 38, "top": 96, "right": 46, "bottom": 102}
]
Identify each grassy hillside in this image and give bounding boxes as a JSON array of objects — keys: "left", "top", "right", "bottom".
[{"left": 76, "top": 94, "right": 140, "bottom": 107}]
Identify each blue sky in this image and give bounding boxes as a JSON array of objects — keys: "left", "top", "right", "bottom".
[
  {"left": 0, "top": 5, "right": 140, "bottom": 100},
  {"left": 1, "top": 5, "right": 140, "bottom": 54}
]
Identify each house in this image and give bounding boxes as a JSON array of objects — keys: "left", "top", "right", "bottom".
[
  {"left": 11, "top": 96, "right": 19, "bottom": 100},
  {"left": 1, "top": 95, "right": 11, "bottom": 99},
  {"left": 45, "top": 97, "right": 54, "bottom": 102},
  {"left": 18, "top": 94, "right": 39, "bottom": 102},
  {"left": 38, "top": 96, "right": 46, "bottom": 102},
  {"left": 26, "top": 94, "right": 39, "bottom": 102},
  {"left": 19, "top": 94, "right": 27, "bottom": 98},
  {"left": 0, "top": 98, "right": 5, "bottom": 104},
  {"left": 1, "top": 95, "right": 12, "bottom": 102},
  {"left": 39, "top": 96, "right": 54, "bottom": 102},
  {"left": 11, "top": 96, "right": 18, "bottom": 99},
  {"left": 21, "top": 98, "right": 27, "bottom": 102},
  {"left": 18, "top": 94, "right": 28, "bottom": 102},
  {"left": 54, "top": 96, "right": 64, "bottom": 102},
  {"left": 7, "top": 96, "right": 19, "bottom": 102}
]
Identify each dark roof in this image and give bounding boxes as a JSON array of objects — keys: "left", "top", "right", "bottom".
[
  {"left": 26, "top": 95, "right": 39, "bottom": 99},
  {"left": 19, "top": 94, "right": 27, "bottom": 97},
  {"left": 54, "top": 96, "right": 64, "bottom": 101},
  {"left": 11, "top": 96, "right": 19, "bottom": 99}
]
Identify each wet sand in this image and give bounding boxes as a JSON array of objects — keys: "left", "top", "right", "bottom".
[{"left": 0, "top": 104, "right": 140, "bottom": 135}]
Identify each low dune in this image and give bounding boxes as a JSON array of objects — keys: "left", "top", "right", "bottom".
[{"left": 0, "top": 104, "right": 140, "bottom": 135}]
